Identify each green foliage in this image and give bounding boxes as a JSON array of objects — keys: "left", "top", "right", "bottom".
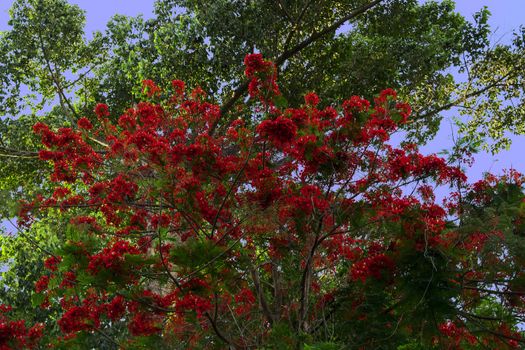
[
  {"left": 457, "top": 26, "right": 525, "bottom": 153},
  {"left": 0, "top": 0, "right": 103, "bottom": 116},
  {"left": 304, "top": 342, "right": 343, "bottom": 350},
  {"left": 0, "top": 215, "right": 59, "bottom": 323}
]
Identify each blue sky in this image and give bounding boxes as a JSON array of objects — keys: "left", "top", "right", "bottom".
[
  {"left": 419, "top": 1, "right": 525, "bottom": 182},
  {"left": 0, "top": 0, "right": 524, "bottom": 182}
]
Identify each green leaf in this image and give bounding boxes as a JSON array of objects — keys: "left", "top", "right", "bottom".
[{"left": 31, "top": 292, "right": 45, "bottom": 307}]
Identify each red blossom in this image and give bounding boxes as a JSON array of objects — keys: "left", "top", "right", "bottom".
[
  {"left": 105, "top": 295, "right": 126, "bottom": 321},
  {"left": 58, "top": 306, "right": 95, "bottom": 334},
  {"left": 244, "top": 53, "right": 269, "bottom": 77},
  {"left": 304, "top": 92, "right": 320, "bottom": 106},
  {"left": 0, "top": 314, "right": 43, "bottom": 350},
  {"left": 44, "top": 256, "right": 61, "bottom": 271},
  {"left": 351, "top": 253, "right": 395, "bottom": 282},
  {"left": 257, "top": 116, "right": 297, "bottom": 146},
  {"left": 244, "top": 54, "right": 279, "bottom": 102},
  {"left": 234, "top": 288, "right": 256, "bottom": 315},
  {"left": 171, "top": 79, "right": 185, "bottom": 96},
  {"left": 342, "top": 95, "right": 370, "bottom": 114},
  {"left": 87, "top": 240, "right": 140, "bottom": 274},
  {"left": 22, "top": 53, "right": 522, "bottom": 349},
  {"left": 176, "top": 293, "right": 211, "bottom": 317},
  {"left": 94, "top": 103, "right": 110, "bottom": 117},
  {"left": 128, "top": 313, "right": 161, "bottom": 336},
  {"left": 142, "top": 79, "right": 161, "bottom": 97},
  {"left": 35, "top": 275, "right": 49, "bottom": 293},
  {"left": 77, "top": 117, "right": 93, "bottom": 130}
]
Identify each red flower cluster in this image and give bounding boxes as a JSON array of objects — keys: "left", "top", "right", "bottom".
[
  {"left": 44, "top": 255, "right": 61, "bottom": 271},
  {"left": 0, "top": 306, "right": 43, "bottom": 349},
  {"left": 304, "top": 92, "right": 320, "bottom": 106},
  {"left": 234, "top": 288, "right": 256, "bottom": 316},
  {"left": 77, "top": 117, "right": 93, "bottom": 130},
  {"left": 94, "top": 103, "right": 110, "bottom": 118},
  {"left": 58, "top": 306, "right": 96, "bottom": 334},
  {"left": 87, "top": 240, "right": 140, "bottom": 274},
  {"left": 34, "top": 275, "right": 49, "bottom": 293},
  {"left": 437, "top": 321, "right": 477, "bottom": 348},
  {"left": 142, "top": 79, "right": 161, "bottom": 97},
  {"left": 33, "top": 122, "right": 102, "bottom": 183},
  {"left": 257, "top": 115, "right": 297, "bottom": 146},
  {"left": 244, "top": 53, "right": 280, "bottom": 102},
  {"left": 20, "top": 53, "right": 525, "bottom": 349},
  {"left": 105, "top": 295, "right": 126, "bottom": 321},
  {"left": 171, "top": 79, "right": 185, "bottom": 98},
  {"left": 351, "top": 252, "right": 395, "bottom": 282},
  {"left": 128, "top": 313, "right": 161, "bottom": 336}
]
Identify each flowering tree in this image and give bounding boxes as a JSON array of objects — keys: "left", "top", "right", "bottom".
[{"left": 2, "top": 54, "right": 525, "bottom": 349}]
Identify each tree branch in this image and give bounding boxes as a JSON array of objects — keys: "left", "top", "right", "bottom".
[
  {"left": 211, "top": 0, "right": 385, "bottom": 134},
  {"left": 414, "top": 70, "right": 513, "bottom": 122},
  {"left": 274, "top": 0, "right": 384, "bottom": 67},
  {"left": 250, "top": 265, "right": 275, "bottom": 325},
  {"left": 0, "top": 146, "right": 39, "bottom": 159},
  {"left": 204, "top": 312, "right": 237, "bottom": 349}
]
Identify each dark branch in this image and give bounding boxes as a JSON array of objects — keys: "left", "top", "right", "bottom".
[{"left": 211, "top": 0, "right": 385, "bottom": 135}]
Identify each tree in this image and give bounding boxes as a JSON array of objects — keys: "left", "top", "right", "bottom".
[
  {"left": 2, "top": 0, "right": 485, "bottom": 338},
  {"left": 2, "top": 54, "right": 525, "bottom": 349},
  {"left": 0, "top": 0, "right": 103, "bottom": 217},
  {"left": 2, "top": 0, "right": 525, "bottom": 347},
  {"left": 2, "top": 0, "right": 524, "bottom": 217}
]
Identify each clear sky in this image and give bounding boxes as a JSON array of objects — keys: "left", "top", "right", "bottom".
[
  {"left": 0, "top": 1, "right": 155, "bottom": 32},
  {"left": 0, "top": 0, "right": 524, "bottom": 182}
]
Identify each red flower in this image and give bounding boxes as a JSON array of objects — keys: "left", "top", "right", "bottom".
[
  {"left": 176, "top": 293, "right": 211, "bottom": 317},
  {"left": 77, "top": 117, "right": 93, "bottom": 130},
  {"left": 59, "top": 271, "right": 77, "bottom": 289},
  {"left": 350, "top": 253, "right": 395, "bottom": 282},
  {"left": 87, "top": 240, "right": 140, "bottom": 274},
  {"left": 128, "top": 313, "right": 161, "bottom": 336},
  {"left": 171, "top": 79, "right": 185, "bottom": 96},
  {"left": 342, "top": 95, "right": 370, "bottom": 114},
  {"left": 244, "top": 54, "right": 279, "bottom": 102},
  {"left": 105, "top": 295, "right": 126, "bottom": 321},
  {"left": 304, "top": 92, "right": 320, "bottom": 106},
  {"left": 35, "top": 275, "right": 49, "bottom": 293},
  {"left": 234, "top": 288, "right": 256, "bottom": 315},
  {"left": 44, "top": 256, "right": 62, "bottom": 271},
  {"left": 142, "top": 79, "right": 161, "bottom": 97},
  {"left": 379, "top": 88, "right": 397, "bottom": 100},
  {"left": 94, "top": 103, "right": 110, "bottom": 117},
  {"left": 244, "top": 53, "right": 268, "bottom": 77},
  {"left": 58, "top": 306, "right": 94, "bottom": 334},
  {"left": 257, "top": 116, "right": 297, "bottom": 146}
]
